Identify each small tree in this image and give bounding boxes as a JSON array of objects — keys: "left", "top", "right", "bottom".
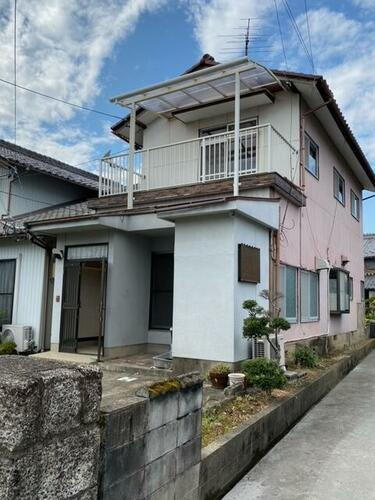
[
  {"left": 365, "top": 297, "right": 375, "bottom": 325},
  {"left": 242, "top": 290, "right": 290, "bottom": 363}
]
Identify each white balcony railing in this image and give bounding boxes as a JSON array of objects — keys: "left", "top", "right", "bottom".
[{"left": 99, "top": 124, "right": 298, "bottom": 197}]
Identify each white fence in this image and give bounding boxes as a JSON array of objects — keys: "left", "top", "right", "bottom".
[{"left": 99, "top": 124, "right": 297, "bottom": 197}]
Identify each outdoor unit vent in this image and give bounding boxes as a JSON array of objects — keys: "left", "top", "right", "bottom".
[
  {"left": 1, "top": 325, "right": 34, "bottom": 353},
  {"left": 251, "top": 337, "right": 278, "bottom": 360}
]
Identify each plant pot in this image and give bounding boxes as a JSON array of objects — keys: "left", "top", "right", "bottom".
[{"left": 209, "top": 373, "right": 229, "bottom": 389}]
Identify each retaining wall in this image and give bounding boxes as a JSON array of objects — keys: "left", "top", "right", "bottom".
[
  {"left": 99, "top": 373, "right": 203, "bottom": 500},
  {"left": 199, "top": 340, "right": 375, "bottom": 499},
  {"left": 0, "top": 356, "right": 102, "bottom": 500}
]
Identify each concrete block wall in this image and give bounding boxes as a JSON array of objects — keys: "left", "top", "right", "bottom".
[
  {"left": 99, "top": 372, "right": 203, "bottom": 500},
  {"left": 0, "top": 356, "right": 102, "bottom": 500}
]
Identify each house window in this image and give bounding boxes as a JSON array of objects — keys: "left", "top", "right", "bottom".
[
  {"left": 0, "top": 259, "right": 16, "bottom": 328},
  {"left": 149, "top": 253, "right": 174, "bottom": 330},
  {"left": 350, "top": 190, "right": 360, "bottom": 220},
  {"left": 333, "top": 168, "right": 345, "bottom": 205},
  {"left": 349, "top": 277, "right": 353, "bottom": 301},
  {"left": 304, "top": 134, "right": 319, "bottom": 178},
  {"left": 330, "top": 269, "right": 350, "bottom": 314},
  {"left": 301, "top": 271, "right": 319, "bottom": 322},
  {"left": 280, "top": 265, "right": 297, "bottom": 322},
  {"left": 361, "top": 281, "right": 365, "bottom": 302}
]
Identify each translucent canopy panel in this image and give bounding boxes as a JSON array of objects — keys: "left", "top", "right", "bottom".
[{"left": 111, "top": 58, "right": 279, "bottom": 114}]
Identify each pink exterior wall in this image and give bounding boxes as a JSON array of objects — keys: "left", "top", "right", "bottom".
[{"left": 279, "top": 100, "right": 364, "bottom": 342}]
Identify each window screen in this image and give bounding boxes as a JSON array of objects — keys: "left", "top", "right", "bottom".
[
  {"left": 301, "top": 271, "right": 319, "bottom": 322},
  {"left": 0, "top": 260, "right": 16, "bottom": 327},
  {"left": 334, "top": 169, "right": 345, "bottom": 206},
  {"left": 330, "top": 269, "right": 350, "bottom": 314},
  {"left": 280, "top": 265, "right": 297, "bottom": 322},
  {"left": 149, "top": 253, "right": 174, "bottom": 330},
  {"left": 304, "top": 134, "right": 319, "bottom": 178},
  {"left": 351, "top": 190, "right": 360, "bottom": 220}
]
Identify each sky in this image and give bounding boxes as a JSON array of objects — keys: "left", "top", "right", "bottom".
[{"left": 0, "top": 0, "right": 375, "bottom": 231}]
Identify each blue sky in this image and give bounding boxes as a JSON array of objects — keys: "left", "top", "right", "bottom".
[{"left": 0, "top": 0, "right": 375, "bottom": 230}]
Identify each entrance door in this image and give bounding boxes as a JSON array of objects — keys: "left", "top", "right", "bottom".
[
  {"left": 60, "top": 261, "right": 81, "bottom": 352},
  {"left": 60, "top": 254, "right": 108, "bottom": 356}
]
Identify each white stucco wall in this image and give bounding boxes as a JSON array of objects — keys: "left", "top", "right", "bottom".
[
  {"left": 172, "top": 213, "right": 270, "bottom": 363},
  {"left": 233, "top": 216, "right": 270, "bottom": 361},
  {"left": 0, "top": 240, "right": 48, "bottom": 349}
]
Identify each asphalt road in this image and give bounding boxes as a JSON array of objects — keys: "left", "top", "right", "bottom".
[{"left": 225, "top": 349, "right": 375, "bottom": 500}]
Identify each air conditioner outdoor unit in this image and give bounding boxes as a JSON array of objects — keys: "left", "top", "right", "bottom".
[
  {"left": 1, "top": 325, "right": 34, "bottom": 353},
  {"left": 251, "top": 337, "right": 278, "bottom": 360}
]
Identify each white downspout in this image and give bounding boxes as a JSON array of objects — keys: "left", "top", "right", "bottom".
[
  {"left": 128, "top": 102, "right": 136, "bottom": 209},
  {"left": 233, "top": 72, "right": 240, "bottom": 197}
]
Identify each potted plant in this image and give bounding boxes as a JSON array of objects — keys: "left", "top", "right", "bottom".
[{"left": 208, "top": 363, "right": 231, "bottom": 389}]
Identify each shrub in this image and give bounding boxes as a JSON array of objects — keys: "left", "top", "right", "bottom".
[
  {"left": 209, "top": 363, "right": 231, "bottom": 375},
  {"left": 0, "top": 341, "right": 17, "bottom": 355},
  {"left": 241, "top": 358, "right": 287, "bottom": 394},
  {"left": 293, "top": 345, "right": 318, "bottom": 368}
]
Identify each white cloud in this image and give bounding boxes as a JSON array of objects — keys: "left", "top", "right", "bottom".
[
  {"left": 352, "top": 0, "right": 375, "bottom": 8},
  {"left": 290, "top": 7, "right": 375, "bottom": 161},
  {"left": 0, "top": 0, "right": 167, "bottom": 169},
  {"left": 186, "top": 0, "right": 274, "bottom": 61}
]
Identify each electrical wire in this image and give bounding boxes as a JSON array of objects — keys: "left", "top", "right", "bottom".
[
  {"left": 0, "top": 77, "right": 123, "bottom": 120},
  {"left": 281, "top": 0, "right": 314, "bottom": 72},
  {"left": 273, "top": 0, "right": 289, "bottom": 70},
  {"left": 13, "top": 0, "right": 17, "bottom": 145},
  {"left": 304, "top": 0, "right": 315, "bottom": 74}
]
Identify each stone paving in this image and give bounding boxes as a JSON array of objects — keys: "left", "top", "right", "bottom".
[{"left": 225, "top": 349, "right": 375, "bottom": 500}]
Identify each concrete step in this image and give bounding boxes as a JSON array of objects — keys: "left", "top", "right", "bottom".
[{"left": 31, "top": 351, "right": 97, "bottom": 364}]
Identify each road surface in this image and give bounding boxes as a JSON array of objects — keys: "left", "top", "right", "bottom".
[{"left": 225, "top": 349, "right": 375, "bottom": 500}]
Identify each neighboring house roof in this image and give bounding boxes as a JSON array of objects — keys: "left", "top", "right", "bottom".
[
  {"left": 364, "top": 234, "right": 375, "bottom": 258},
  {"left": 0, "top": 140, "right": 98, "bottom": 191},
  {"left": 365, "top": 273, "right": 375, "bottom": 290},
  {"left": 0, "top": 200, "right": 96, "bottom": 237}
]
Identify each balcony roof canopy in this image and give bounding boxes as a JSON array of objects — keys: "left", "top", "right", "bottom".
[{"left": 110, "top": 58, "right": 280, "bottom": 114}]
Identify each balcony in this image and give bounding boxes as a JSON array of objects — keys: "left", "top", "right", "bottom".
[{"left": 99, "top": 124, "right": 298, "bottom": 198}]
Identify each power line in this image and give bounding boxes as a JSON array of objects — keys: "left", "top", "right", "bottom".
[
  {"left": 304, "top": 0, "right": 315, "bottom": 74},
  {"left": 273, "top": 0, "right": 289, "bottom": 70},
  {"left": 0, "top": 77, "right": 123, "bottom": 120},
  {"left": 281, "top": 0, "right": 314, "bottom": 72},
  {"left": 73, "top": 150, "right": 127, "bottom": 167}
]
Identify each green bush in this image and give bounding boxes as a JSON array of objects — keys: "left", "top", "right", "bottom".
[
  {"left": 209, "top": 363, "right": 231, "bottom": 375},
  {"left": 0, "top": 341, "right": 17, "bottom": 355},
  {"left": 241, "top": 358, "right": 287, "bottom": 394},
  {"left": 293, "top": 345, "right": 318, "bottom": 368}
]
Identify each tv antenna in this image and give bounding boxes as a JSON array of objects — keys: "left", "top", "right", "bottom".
[{"left": 218, "top": 18, "right": 272, "bottom": 62}]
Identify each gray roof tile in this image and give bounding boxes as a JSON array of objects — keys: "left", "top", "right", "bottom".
[
  {"left": 0, "top": 140, "right": 98, "bottom": 191},
  {"left": 364, "top": 234, "right": 375, "bottom": 258}
]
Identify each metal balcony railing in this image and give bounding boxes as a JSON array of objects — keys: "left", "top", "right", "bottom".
[{"left": 99, "top": 124, "right": 298, "bottom": 197}]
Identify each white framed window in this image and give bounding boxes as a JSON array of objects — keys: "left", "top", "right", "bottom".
[
  {"left": 333, "top": 168, "right": 345, "bottom": 206},
  {"left": 330, "top": 269, "right": 350, "bottom": 314},
  {"left": 280, "top": 265, "right": 297, "bottom": 323},
  {"left": 304, "top": 133, "right": 319, "bottom": 178},
  {"left": 350, "top": 190, "right": 360, "bottom": 220},
  {"left": 300, "top": 271, "right": 319, "bottom": 322}
]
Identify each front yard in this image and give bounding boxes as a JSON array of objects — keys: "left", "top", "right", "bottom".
[{"left": 202, "top": 344, "right": 366, "bottom": 447}]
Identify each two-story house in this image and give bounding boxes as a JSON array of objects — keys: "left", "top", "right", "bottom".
[
  {"left": 0, "top": 140, "right": 98, "bottom": 351},
  {"left": 14, "top": 55, "right": 374, "bottom": 370}
]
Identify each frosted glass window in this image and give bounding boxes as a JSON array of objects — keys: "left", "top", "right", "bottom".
[
  {"left": 66, "top": 244, "right": 108, "bottom": 261},
  {"left": 280, "top": 265, "right": 297, "bottom": 322},
  {"left": 301, "top": 271, "right": 319, "bottom": 322}
]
